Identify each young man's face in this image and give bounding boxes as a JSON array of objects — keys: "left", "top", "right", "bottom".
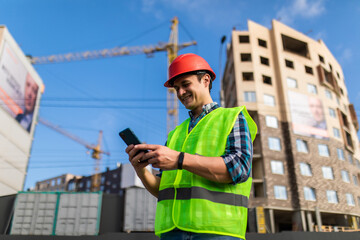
[
  {"left": 24, "top": 74, "right": 39, "bottom": 114},
  {"left": 173, "top": 73, "right": 210, "bottom": 112}
]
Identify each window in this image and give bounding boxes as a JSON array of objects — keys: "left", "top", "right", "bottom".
[
  {"left": 333, "top": 128, "right": 340, "bottom": 138},
  {"left": 346, "top": 193, "right": 355, "bottom": 206},
  {"left": 260, "top": 56, "right": 270, "bottom": 66},
  {"left": 86, "top": 179, "right": 91, "bottom": 189},
  {"left": 345, "top": 131, "right": 353, "bottom": 148},
  {"left": 304, "top": 187, "right": 316, "bottom": 201},
  {"left": 258, "top": 38, "right": 267, "bottom": 48},
  {"left": 329, "top": 108, "right": 336, "bottom": 118},
  {"left": 113, "top": 173, "right": 118, "bottom": 178},
  {"left": 100, "top": 185, "right": 105, "bottom": 191},
  {"left": 264, "top": 94, "right": 275, "bottom": 106},
  {"left": 329, "top": 63, "right": 333, "bottom": 71},
  {"left": 239, "top": 35, "right": 250, "bottom": 43},
  {"left": 319, "top": 54, "right": 325, "bottom": 63},
  {"left": 337, "top": 148, "right": 345, "bottom": 160},
  {"left": 274, "top": 185, "right": 287, "bottom": 200},
  {"left": 341, "top": 170, "right": 350, "bottom": 183},
  {"left": 241, "top": 53, "right": 252, "bottom": 62},
  {"left": 305, "top": 66, "right": 313, "bottom": 74},
  {"left": 244, "top": 91, "right": 256, "bottom": 102},
  {"left": 353, "top": 175, "right": 358, "bottom": 186},
  {"left": 296, "top": 139, "right": 309, "bottom": 153},
  {"left": 325, "top": 89, "right": 332, "bottom": 99},
  {"left": 336, "top": 97, "right": 340, "bottom": 105},
  {"left": 348, "top": 154, "right": 354, "bottom": 165},
  {"left": 262, "top": 75, "right": 272, "bottom": 85},
  {"left": 318, "top": 144, "right": 329, "bottom": 157},
  {"left": 326, "top": 190, "right": 338, "bottom": 204},
  {"left": 271, "top": 160, "right": 284, "bottom": 175},
  {"left": 101, "top": 175, "right": 105, "bottom": 184},
  {"left": 336, "top": 72, "right": 340, "bottom": 79},
  {"left": 300, "top": 163, "right": 312, "bottom": 176},
  {"left": 242, "top": 72, "right": 254, "bottom": 81},
  {"left": 322, "top": 166, "right": 334, "bottom": 179},
  {"left": 112, "top": 184, "right": 117, "bottom": 189},
  {"left": 285, "top": 59, "right": 294, "bottom": 69},
  {"left": 356, "top": 159, "right": 360, "bottom": 169},
  {"left": 265, "top": 116, "right": 278, "bottom": 128},
  {"left": 340, "top": 88, "right": 344, "bottom": 96},
  {"left": 307, "top": 84, "right": 317, "bottom": 94},
  {"left": 68, "top": 182, "right": 74, "bottom": 191},
  {"left": 268, "top": 137, "right": 281, "bottom": 151},
  {"left": 281, "top": 34, "right": 309, "bottom": 58},
  {"left": 287, "top": 77, "right": 297, "bottom": 88}
]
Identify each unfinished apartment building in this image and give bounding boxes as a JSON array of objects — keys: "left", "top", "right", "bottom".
[{"left": 222, "top": 20, "right": 360, "bottom": 233}]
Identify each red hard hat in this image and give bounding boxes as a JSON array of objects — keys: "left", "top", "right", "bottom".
[{"left": 164, "top": 53, "right": 216, "bottom": 87}]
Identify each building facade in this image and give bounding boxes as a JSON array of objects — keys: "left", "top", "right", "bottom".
[
  {"left": 67, "top": 167, "right": 123, "bottom": 194},
  {"left": 0, "top": 26, "right": 44, "bottom": 196},
  {"left": 222, "top": 20, "right": 360, "bottom": 232},
  {"left": 35, "top": 174, "right": 79, "bottom": 191}
]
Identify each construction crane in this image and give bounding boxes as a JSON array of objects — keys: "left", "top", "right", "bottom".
[
  {"left": 30, "top": 17, "right": 195, "bottom": 186},
  {"left": 38, "top": 118, "right": 110, "bottom": 192},
  {"left": 29, "top": 17, "right": 196, "bottom": 133}
]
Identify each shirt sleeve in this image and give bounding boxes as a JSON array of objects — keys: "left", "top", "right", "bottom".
[{"left": 221, "top": 112, "right": 253, "bottom": 184}]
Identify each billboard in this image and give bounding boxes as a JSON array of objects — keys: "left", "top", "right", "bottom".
[
  {"left": 288, "top": 91, "right": 328, "bottom": 139},
  {"left": 0, "top": 41, "right": 39, "bottom": 132}
]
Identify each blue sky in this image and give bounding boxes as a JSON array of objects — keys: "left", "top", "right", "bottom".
[{"left": 0, "top": 0, "right": 359, "bottom": 190}]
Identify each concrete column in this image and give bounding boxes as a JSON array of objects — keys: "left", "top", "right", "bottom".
[
  {"left": 315, "top": 207, "right": 322, "bottom": 232},
  {"left": 269, "top": 209, "right": 275, "bottom": 233},
  {"left": 300, "top": 210, "right": 307, "bottom": 231},
  {"left": 307, "top": 211, "right": 314, "bottom": 232}
]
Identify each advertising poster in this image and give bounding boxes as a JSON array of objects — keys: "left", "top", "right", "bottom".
[
  {"left": 288, "top": 91, "right": 328, "bottom": 139},
  {"left": 0, "top": 41, "right": 39, "bottom": 132}
]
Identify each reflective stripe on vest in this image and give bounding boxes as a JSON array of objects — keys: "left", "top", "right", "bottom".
[
  {"left": 155, "top": 106, "right": 257, "bottom": 238},
  {"left": 158, "top": 186, "right": 249, "bottom": 207}
]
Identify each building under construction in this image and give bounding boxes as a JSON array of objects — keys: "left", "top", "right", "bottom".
[{"left": 222, "top": 19, "right": 360, "bottom": 232}]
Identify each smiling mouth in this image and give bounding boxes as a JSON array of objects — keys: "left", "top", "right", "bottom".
[{"left": 182, "top": 94, "right": 192, "bottom": 102}]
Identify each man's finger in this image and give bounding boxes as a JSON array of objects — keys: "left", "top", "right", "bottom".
[
  {"left": 125, "top": 144, "right": 134, "bottom": 154},
  {"left": 134, "top": 144, "right": 158, "bottom": 151}
]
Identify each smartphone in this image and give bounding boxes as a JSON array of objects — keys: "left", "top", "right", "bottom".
[{"left": 119, "top": 128, "right": 148, "bottom": 162}]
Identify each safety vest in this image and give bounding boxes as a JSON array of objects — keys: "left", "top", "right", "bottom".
[{"left": 155, "top": 106, "right": 257, "bottom": 238}]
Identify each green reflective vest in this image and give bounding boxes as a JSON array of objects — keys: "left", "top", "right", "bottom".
[{"left": 155, "top": 106, "right": 257, "bottom": 239}]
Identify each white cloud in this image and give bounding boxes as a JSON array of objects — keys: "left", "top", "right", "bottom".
[
  {"left": 140, "top": 0, "right": 243, "bottom": 30},
  {"left": 339, "top": 48, "right": 352, "bottom": 62},
  {"left": 276, "top": 0, "right": 326, "bottom": 24},
  {"left": 141, "top": 0, "right": 164, "bottom": 20}
]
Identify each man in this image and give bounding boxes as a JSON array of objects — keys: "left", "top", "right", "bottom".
[
  {"left": 16, "top": 73, "right": 38, "bottom": 132},
  {"left": 126, "top": 53, "right": 257, "bottom": 239},
  {"left": 308, "top": 96, "right": 326, "bottom": 130}
]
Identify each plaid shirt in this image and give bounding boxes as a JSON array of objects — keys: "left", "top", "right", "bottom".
[{"left": 161, "top": 102, "right": 253, "bottom": 184}]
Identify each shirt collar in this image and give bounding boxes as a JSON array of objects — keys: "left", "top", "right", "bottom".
[{"left": 188, "top": 102, "right": 219, "bottom": 118}]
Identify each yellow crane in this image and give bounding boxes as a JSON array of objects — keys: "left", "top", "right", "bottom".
[
  {"left": 38, "top": 118, "right": 110, "bottom": 192},
  {"left": 30, "top": 17, "right": 196, "bottom": 190}
]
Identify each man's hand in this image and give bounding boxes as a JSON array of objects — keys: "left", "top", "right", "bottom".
[
  {"left": 125, "top": 144, "right": 150, "bottom": 175},
  {"left": 134, "top": 144, "right": 179, "bottom": 170}
]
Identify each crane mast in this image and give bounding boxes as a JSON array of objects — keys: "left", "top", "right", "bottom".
[{"left": 167, "top": 17, "right": 179, "bottom": 134}]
